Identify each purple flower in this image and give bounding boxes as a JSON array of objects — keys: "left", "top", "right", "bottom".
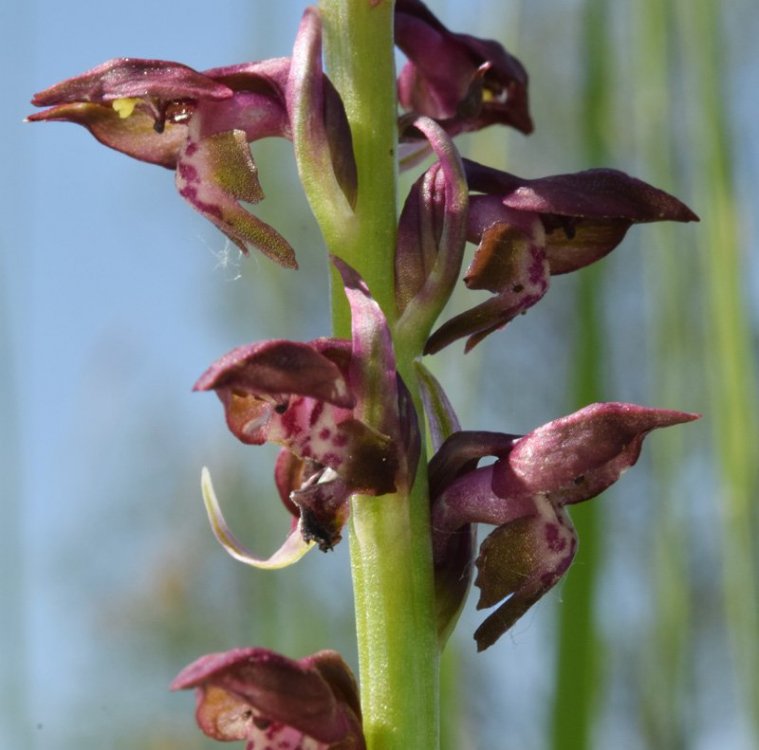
[
  {"left": 196, "top": 259, "right": 418, "bottom": 566},
  {"left": 425, "top": 159, "right": 700, "bottom": 353},
  {"left": 429, "top": 403, "right": 699, "bottom": 650},
  {"left": 172, "top": 647, "right": 365, "bottom": 750},
  {"left": 29, "top": 32, "right": 355, "bottom": 268},
  {"left": 196, "top": 337, "right": 396, "bottom": 554},
  {"left": 395, "top": 0, "right": 533, "bottom": 137}
]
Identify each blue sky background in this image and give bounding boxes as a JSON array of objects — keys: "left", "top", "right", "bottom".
[{"left": 3, "top": 1, "right": 758, "bottom": 748}]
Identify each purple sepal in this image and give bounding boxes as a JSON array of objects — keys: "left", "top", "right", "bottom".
[
  {"left": 394, "top": 117, "right": 468, "bottom": 350},
  {"left": 289, "top": 8, "right": 358, "bottom": 211}
]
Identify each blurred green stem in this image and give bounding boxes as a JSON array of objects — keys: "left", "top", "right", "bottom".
[
  {"left": 677, "top": 0, "right": 759, "bottom": 733},
  {"left": 320, "top": 2, "right": 440, "bottom": 748},
  {"left": 550, "top": 1, "right": 609, "bottom": 747},
  {"left": 635, "top": 1, "right": 692, "bottom": 746}
]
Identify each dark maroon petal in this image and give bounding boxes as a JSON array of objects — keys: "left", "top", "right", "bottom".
[
  {"left": 31, "top": 58, "right": 232, "bottom": 107},
  {"left": 396, "top": 376, "right": 422, "bottom": 492},
  {"left": 450, "top": 35, "right": 533, "bottom": 134},
  {"left": 194, "top": 340, "right": 353, "bottom": 408},
  {"left": 395, "top": 0, "right": 533, "bottom": 135},
  {"left": 305, "top": 651, "right": 363, "bottom": 728},
  {"left": 172, "top": 647, "right": 364, "bottom": 748},
  {"left": 464, "top": 159, "right": 699, "bottom": 223},
  {"left": 434, "top": 523, "right": 477, "bottom": 643},
  {"left": 394, "top": 117, "right": 468, "bottom": 347},
  {"left": 273, "top": 448, "right": 308, "bottom": 519},
  {"left": 416, "top": 362, "right": 461, "bottom": 453},
  {"left": 396, "top": 14, "right": 475, "bottom": 119},
  {"left": 428, "top": 430, "right": 517, "bottom": 501},
  {"left": 395, "top": 164, "right": 446, "bottom": 312}
]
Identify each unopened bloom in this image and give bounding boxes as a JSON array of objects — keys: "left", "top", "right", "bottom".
[
  {"left": 172, "top": 647, "right": 365, "bottom": 750},
  {"left": 29, "top": 28, "right": 355, "bottom": 268},
  {"left": 429, "top": 403, "right": 699, "bottom": 650},
  {"left": 425, "top": 160, "right": 699, "bottom": 353},
  {"left": 395, "top": 0, "right": 533, "bottom": 136}
]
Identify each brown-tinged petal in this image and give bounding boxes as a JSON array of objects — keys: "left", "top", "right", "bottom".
[
  {"left": 425, "top": 219, "right": 549, "bottom": 353},
  {"left": 474, "top": 498, "right": 577, "bottom": 651},
  {"left": 176, "top": 128, "right": 297, "bottom": 267},
  {"left": 27, "top": 102, "right": 186, "bottom": 168}
]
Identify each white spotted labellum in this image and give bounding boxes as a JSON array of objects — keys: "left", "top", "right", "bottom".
[{"left": 196, "top": 259, "right": 417, "bottom": 566}]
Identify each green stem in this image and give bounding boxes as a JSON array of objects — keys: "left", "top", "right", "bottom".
[
  {"left": 320, "top": 0, "right": 399, "bottom": 334},
  {"left": 318, "top": 2, "right": 440, "bottom": 748}
]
